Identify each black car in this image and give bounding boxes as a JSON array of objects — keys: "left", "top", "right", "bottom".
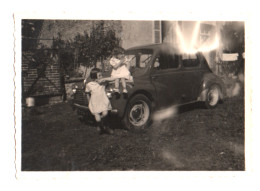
[{"left": 72, "top": 43, "right": 226, "bottom": 129}]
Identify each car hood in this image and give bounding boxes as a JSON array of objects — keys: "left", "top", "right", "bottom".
[
  {"left": 102, "top": 67, "right": 148, "bottom": 79},
  {"left": 77, "top": 68, "right": 148, "bottom": 88},
  {"left": 130, "top": 67, "right": 149, "bottom": 78}
]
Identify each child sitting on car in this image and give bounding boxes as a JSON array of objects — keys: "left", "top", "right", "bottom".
[{"left": 109, "top": 49, "right": 132, "bottom": 95}]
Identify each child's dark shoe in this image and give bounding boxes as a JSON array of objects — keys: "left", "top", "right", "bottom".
[
  {"left": 98, "top": 126, "right": 113, "bottom": 135},
  {"left": 99, "top": 128, "right": 106, "bottom": 135},
  {"left": 114, "top": 93, "right": 120, "bottom": 99},
  {"left": 113, "top": 88, "right": 120, "bottom": 98},
  {"left": 122, "top": 89, "right": 128, "bottom": 98},
  {"left": 104, "top": 127, "right": 114, "bottom": 135},
  {"left": 96, "top": 126, "right": 101, "bottom": 132}
]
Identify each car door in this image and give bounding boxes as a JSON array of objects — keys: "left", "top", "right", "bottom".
[
  {"left": 179, "top": 53, "right": 204, "bottom": 102},
  {"left": 150, "top": 52, "right": 184, "bottom": 109}
]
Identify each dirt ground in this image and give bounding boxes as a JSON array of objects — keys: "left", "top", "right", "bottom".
[{"left": 21, "top": 90, "right": 244, "bottom": 171}]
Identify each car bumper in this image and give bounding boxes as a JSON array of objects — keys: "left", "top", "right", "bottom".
[
  {"left": 72, "top": 103, "right": 118, "bottom": 115},
  {"left": 73, "top": 103, "right": 89, "bottom": 111}
]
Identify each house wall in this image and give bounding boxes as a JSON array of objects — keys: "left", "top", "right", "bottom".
[
  {"left": 181, "top": 21, "right": 198, "bottom": 46},
  {"left": 22, "top": 52, "right": 62, "bottom": 99},
  {"left": 121, "top": 21, "right": 154, "bottom": 49},
  {"left": 162, "top": 21, "right": 178, "bottom": 45}
]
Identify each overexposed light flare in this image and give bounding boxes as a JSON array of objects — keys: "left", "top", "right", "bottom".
[
  {"left": 190, "top": 21, "right": 201, "bottom": 50},
  {"left": 198, "top": 35, "right": 220, "bottom": 52},
  {"left": 152, "top": 106, "right": 178, "bottom": 121},
  {"left": 175, "top": 24, "right": 192, "bottom": 54},
  {"left": 174, "top": 22, "right": 219, "bottom": 54}
]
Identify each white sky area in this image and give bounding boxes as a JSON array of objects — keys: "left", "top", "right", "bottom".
[{"left": 1, "top": 0, "right": 260, "bottom": 190}]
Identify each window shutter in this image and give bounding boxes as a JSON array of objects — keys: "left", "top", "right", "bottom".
[{"left": 154, "top": 21, "right": 161, "bottom": 43}]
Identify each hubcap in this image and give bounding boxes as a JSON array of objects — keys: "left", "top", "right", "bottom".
[
  {"left": 208, "top": 87, "right": 219, "bottom": 106},
  {"left": 129, "top": 101, "right": 150, "bottom": 127}
]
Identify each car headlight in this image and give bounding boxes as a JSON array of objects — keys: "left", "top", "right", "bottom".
[
  {"left": 106, "top": 87, "right": 113, "bottom": 98},
  {"left": 106, "top": 92, "right": 112, "bottom": 98},
  {"left": 72, "top": 84, "right": 79, "bottom": 94}
]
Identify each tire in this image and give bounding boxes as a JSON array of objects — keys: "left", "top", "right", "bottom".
[
  {"left": 123, "top": 94, "right": 152, "bottom": 130},
  {"left": 205, "top": 84, "right": 221, "bottom": 109}
]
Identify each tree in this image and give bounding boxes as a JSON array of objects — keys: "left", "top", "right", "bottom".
[
  {"left": 76, "top": 21, "right": 122, "bottom": 70},
  {"left": 31, "top": 20, "right": 123, "bottom": 78},
  {"left": 22, "top": 20, "right": 44, "bottom": 51},
  {"left": 220, "top": 22, "right": 245, "bottom": 54},
  {"left": 220, "top": 22, "right": 245, "bottom": 74}
]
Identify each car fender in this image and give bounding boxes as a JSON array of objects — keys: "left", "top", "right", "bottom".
[
  {"left": 110, "top": 78, "right": 156, "bottom": 118},
  {"left": 198, "top": 73, "right": 226, "bottom": 101}
]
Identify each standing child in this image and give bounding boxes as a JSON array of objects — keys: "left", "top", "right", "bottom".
[
  {"left": 109, "top": 51, "right": 131, "bottom": 94},
  {"left": 85, "top": 68, "right": 113, "bottom": 135}
]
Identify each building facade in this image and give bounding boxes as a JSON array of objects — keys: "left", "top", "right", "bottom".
[{"left": 22, "top": 20, "right": 222, "bottom": 105}]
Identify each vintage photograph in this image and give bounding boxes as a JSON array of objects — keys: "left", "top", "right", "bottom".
[{"left": 21, "top": 20, "right": 245, "bottom": 171}]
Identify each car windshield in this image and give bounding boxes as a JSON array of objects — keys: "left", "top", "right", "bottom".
[{"left": 125, "top": 49, "right": 153, "bottom": 75}]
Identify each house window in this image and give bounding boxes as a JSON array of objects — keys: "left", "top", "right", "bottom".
[
  {"left": 200, "top": 24, "right": 213, "bottom": 45},
  {"left": 154, "top": 21, "right": 162, "bottom": 43}
]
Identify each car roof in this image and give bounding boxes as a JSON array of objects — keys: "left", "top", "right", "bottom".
[
  {"left": 126, "top": 43, "right": 182, "bottom": 54},
  {"left": 126, "top": 43, "right": 212, "bottom": 71}
]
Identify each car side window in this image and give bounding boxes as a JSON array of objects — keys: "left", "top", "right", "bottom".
[
  {"left": 182, "top": 53, "right": 200, "bottom": 68},
  {"left": 154, "top": 53, "right": 180, "bottom": 70},
  {"left": 140, "top": 54, "right": 152, "bottom": 68}
]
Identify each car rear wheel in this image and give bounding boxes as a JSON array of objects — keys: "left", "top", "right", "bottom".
[
  {"left": 205, "top": 84, "right": 221, "bottom": 109},
  {"left": 123, "top": 94, "right": 151, "bottom": 130}
]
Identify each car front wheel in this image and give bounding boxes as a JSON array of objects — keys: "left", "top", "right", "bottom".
[
  {"left": 123, "top": 94, "right": 151, "bottom": 130},
  {"left": 205, "top": 84, "right": 221, "bottom": 109}
]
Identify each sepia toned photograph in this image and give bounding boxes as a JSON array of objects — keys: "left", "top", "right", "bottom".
[{"left": 20, "top": 19, "right": 245, "bottom": 171}]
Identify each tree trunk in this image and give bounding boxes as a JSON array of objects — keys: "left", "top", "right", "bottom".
[
  {"left": 94, "top": 59, "right": 97, "bottom": 68},
  {"left": 58, "top": 50, "right": 66, "bottom": 101},
  {"left": 101, "top": 56, "right": 105, "bottom": 72},
  {"left": 74, "top": 48, "right": 78, "bottom": 70}
]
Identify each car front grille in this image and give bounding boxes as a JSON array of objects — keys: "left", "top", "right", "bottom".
[{"left": 73, "top": 89, "right": 88, "bottom": 106}]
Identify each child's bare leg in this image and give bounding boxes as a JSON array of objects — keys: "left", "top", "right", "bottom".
[
  {"left": 94, "top": 113, "right": 106, "bottom": 134},
  {"left": 101, "top": 110, "right": 113, "bottom": 134},
  {"left": 94, "top": 113, "right": 101, "bottom": 122},
  {"left": 101, "top": 110, "right": 108, "bottom": 127},
  {"left": 114, "top": 78, "right": 120, "bottom": 92},
  {"left": 101, "top": 110, "right": 108, "bottom": 119},
  {"left": 121, "top": 78, "right": 127, "bottom": 93},
  {"left": 94, "top": 113, "right": 101, "bottom": 131}
]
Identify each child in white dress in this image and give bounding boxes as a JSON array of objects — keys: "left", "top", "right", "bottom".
[
  {"left": 109, "top": 51, "right": 131, "bottom": 94},
  {"left": 85, "top": 68, "right": 113, "bottom": 135}
]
